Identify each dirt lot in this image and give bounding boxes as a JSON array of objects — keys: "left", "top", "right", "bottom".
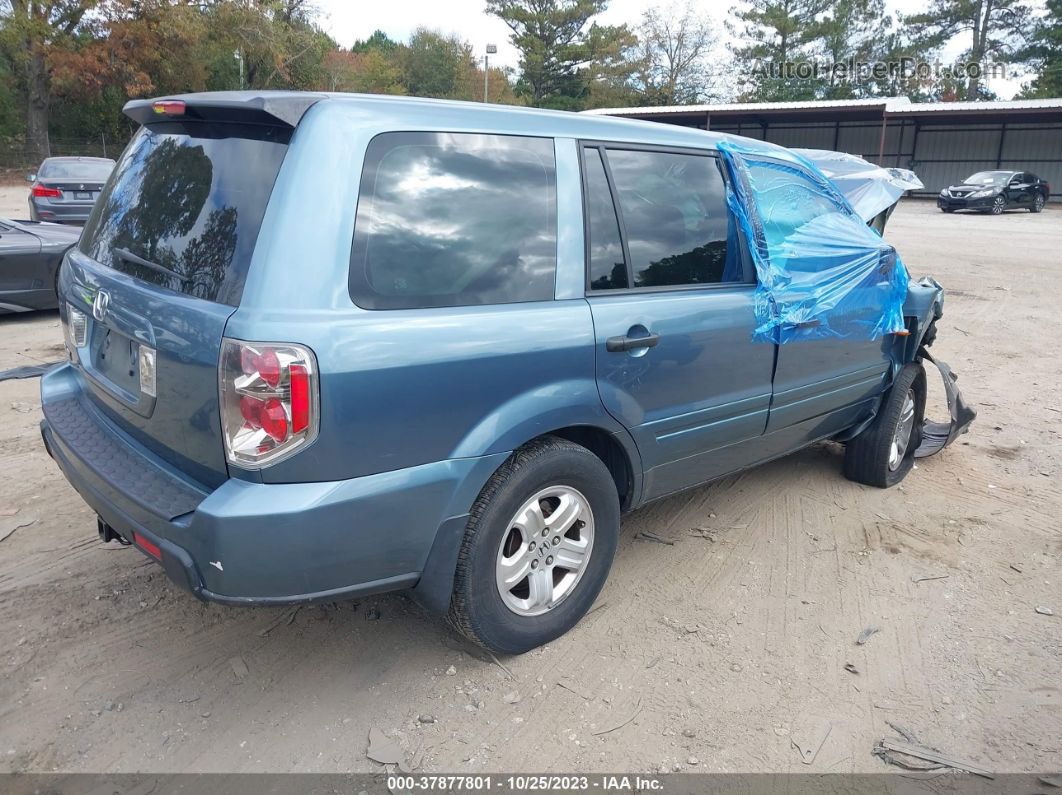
[{"left": 1, "top": 188, "right": 1059, "bottom": 776}]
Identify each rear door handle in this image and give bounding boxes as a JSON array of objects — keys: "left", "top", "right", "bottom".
[{"left": 606, "top": 332, "right": 660, "bottom": 353}]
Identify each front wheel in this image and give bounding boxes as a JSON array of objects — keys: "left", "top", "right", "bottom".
[
  {"left": 844, "top": 362, "right": 927, "bottom": 488},
  {"left": 448, "top": 436, "right": 620, "bottom": 654},
  {"left": 1030, "top": 194, "right": 1045, "bottom": 213},
  {"left": 989, "top": 195, "right": 1007, "bottom": 215}
]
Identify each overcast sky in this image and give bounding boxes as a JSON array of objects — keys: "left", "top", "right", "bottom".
[{"left": 314, "top": 0, "right": 1027, "bottom": 99}]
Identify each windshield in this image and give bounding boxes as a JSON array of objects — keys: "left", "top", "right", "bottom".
[
  {"left": 79, "top": 121, "right": 290, "bottom": 305},
  {"left": 965, "top": 171, "right": 1012, "bottom": 186},
  {"left": 39, "top": 160, "right": 114, "bottom": 180}
]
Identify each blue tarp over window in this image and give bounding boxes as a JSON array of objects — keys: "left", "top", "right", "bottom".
[{"left": 717, "top": 139, "right": 909, "bottom": 345}]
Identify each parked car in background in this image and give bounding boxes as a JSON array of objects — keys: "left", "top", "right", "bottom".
[
  {"left": 27, "top": 156, "right": 116, "bottom": 225},
  {"left": 41, "top": 92, "right": 970, "bottom": 655},
  {"left": 938, "top": 170, "right": 1049, "bottom": 214},
  {"left": 0, "top": 217, "right": 80, "bottom": 313}
]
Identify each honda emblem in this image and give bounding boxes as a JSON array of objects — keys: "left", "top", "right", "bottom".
[{"left": 92, "top": 289, "right": 110, "bottom": 322}]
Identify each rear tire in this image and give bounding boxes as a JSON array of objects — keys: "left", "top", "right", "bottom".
[
  {"left": 448, "top": 436, "right": 619, "bottom": 654},
  {"left": 1030, "top": 193, "right": 1045, "bottom": 213},
  {"left": 844, "top": 363, "right": 926, "bottom": 488}
]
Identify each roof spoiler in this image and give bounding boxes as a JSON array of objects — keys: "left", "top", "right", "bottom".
[{"left": 123, "top": 92, "right": 327, "bottom": 128}]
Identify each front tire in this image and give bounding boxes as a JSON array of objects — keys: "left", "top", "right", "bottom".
[
  {"left": 844, "top": 362, "right": 927, "bottom": 488},
  {"left": 989, "top": 195, "right": 1007, "bottom": 215},
  {"left": 448, "top": 436, "right": 620, "bottom": 654}
]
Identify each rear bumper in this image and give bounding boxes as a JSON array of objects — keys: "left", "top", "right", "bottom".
[
  {"left": 40, "top": 363, "right": 503, "bottom": 606},
  {"left": 29, "top": 197, "right": 93, "bottom": 224},
  {"left": 936, "top": 195, "right": 993, "bottom": 210}
]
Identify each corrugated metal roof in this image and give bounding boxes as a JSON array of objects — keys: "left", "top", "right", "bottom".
[
  {"left": 585, "top": 96, "right": 1062, "bottom": 117},
  {"left": 583, "top": 97, "right": 905, "bottom": 116},
  {"left": 884, "top": 97, "right": 1062, "bottom": 114}
]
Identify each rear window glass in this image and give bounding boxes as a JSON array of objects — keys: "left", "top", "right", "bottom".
[
  {"left": 79, "top": 122, "right": 290, "bottom": 306},
  {"left": 350, "top": 132, "right": 557, "bottom": 310},
  {"left": 39, "top": 160, "right": 114, "bottom": 180}
]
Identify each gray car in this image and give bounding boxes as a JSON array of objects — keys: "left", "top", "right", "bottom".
[
  {"left": 28, "top": 156, "right": 115, "bottom": 225},
  {"left": 0, "top": 217, "right": 81, "bottom": 312}
]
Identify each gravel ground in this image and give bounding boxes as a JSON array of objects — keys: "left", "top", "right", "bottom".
[{"left": 1, "top": 184, "right": 1060, "bottom": 776}]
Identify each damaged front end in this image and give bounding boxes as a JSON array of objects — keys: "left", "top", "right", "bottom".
[{"left": 901, "top": 276, "right": 977, "bottom": 457}]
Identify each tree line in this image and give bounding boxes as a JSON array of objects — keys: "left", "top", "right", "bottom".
[{"left": 1, "top": 0, "right": 1058, "bottom": 162}]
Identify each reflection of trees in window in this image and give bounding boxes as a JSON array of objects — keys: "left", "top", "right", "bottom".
[
  {"left": 177, "top": 208, "right": 238, "bottom": 299},
  {"left": 590, "top": 262, "right": 627, "bottom": 290},
  {"left": 103, "top": 138, "right": 238, "bottom": 301},
  {"left": 115, "top": 138, "right": 212, "bottom": 262},
  {"left": 635, "top": 242, "right": 728, "bottom": 287}
]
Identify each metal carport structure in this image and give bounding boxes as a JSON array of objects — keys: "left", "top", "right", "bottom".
[{"left": 585, "top": 97, "right": 1062, "bottom": 200}]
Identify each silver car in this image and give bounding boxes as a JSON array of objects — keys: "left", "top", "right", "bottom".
[{"left": 28, "top": 156, "right": 115, "bottom": 225}]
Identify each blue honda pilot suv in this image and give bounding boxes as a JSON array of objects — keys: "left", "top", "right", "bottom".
[{"left": 40, "top": 91, "right": 969, "bottom": 654}]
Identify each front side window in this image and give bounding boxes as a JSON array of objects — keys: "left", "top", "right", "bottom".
[
  {"left": 350, "top": 132, "right": 557, "bottom": 310},
  {"left": 743, "top": 159, "right": 848, "bottom": 256},
  {"left": 605, "top": 149, "right": 740, "bottom": 288}
]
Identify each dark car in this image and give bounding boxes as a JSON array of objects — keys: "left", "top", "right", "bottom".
[
  {"left": 27, "top": 156, "right": 116, "bottom": 225},
  {"left": 938, "top": 170, "right": 1049, "bottom": 214},
  {"left": 0, "top": 217, "right": 81, "bottom": 313}
]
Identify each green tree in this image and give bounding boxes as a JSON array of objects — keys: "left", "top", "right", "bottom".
[
  {"left": 0, "top": 0, "right": 100, "bottom": 159},
  {"left": 727, "top": 0, "right": 832, "bottom": 101},
  {"left": 817, "top": 0, "right": 886, "bottom": 97},
  {"left": 1018, "top": 0, "right": 1062, "bottom": 97},
  {"left": 486, "top": 0, "right": 634, "bottom": 108},
  {"left": 904, "top": 0, "right": 1033, "bottom": 100},
  {"left": 351, "top": 29, "right": 399, "bottom": 54},
  {"left": 401, "top": 28, "right": 471, "bottom": 98}
]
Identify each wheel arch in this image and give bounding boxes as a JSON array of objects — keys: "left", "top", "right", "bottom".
[{"left": 412, "top": 421, "right": 643, "bottom": 615}]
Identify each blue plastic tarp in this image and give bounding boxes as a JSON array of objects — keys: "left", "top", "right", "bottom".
[
  {"left": 794, "top": 148, "right": 924, "bottom": 222},
  {"left": 717, "top": 139, "right": 909, "bottom": 345}
]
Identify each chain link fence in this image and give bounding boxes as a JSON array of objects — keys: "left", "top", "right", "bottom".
[{"left": 0, "top": 135, "right": 127, "bottom": 171}]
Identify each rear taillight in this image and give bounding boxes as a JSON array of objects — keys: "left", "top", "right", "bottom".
[
  {"left": 31, "top": 183, "right": 62, "bottom": 198},
  {"left": 219, "top": 339, "right": 318, "bottom": 468},
  {"left": 64, "top": 305, "right": 88, "bottom": 348}
]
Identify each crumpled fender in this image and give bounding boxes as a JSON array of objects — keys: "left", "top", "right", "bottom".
[{"left": 915, "top": 349, "right": 977, "bottom": 458}]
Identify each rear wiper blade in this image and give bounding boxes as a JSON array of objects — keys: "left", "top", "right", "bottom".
[{"left": 113, "top": 247, "right": 182, "bottom": 279}]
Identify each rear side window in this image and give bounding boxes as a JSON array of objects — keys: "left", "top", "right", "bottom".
[
  {"left": 604, "top": 149, "right": 740, "bottom": 288},
  {"left": 350, "top": 132, "right": 557, "bottom": 310},
  {"left": 80, "top": 122, "right": 290, "bottom": 306}
]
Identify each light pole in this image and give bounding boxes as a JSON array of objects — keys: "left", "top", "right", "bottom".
[{"left": 484, "top": 43, "right": 497, "bottom": 103}]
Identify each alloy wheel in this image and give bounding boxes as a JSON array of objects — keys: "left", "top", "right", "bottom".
[
  {"left": 495, "top": 486, "right": 595, "bottom": 617},
  {"left": 888, "top": 389, "right": 917, "bottom": 471}
]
